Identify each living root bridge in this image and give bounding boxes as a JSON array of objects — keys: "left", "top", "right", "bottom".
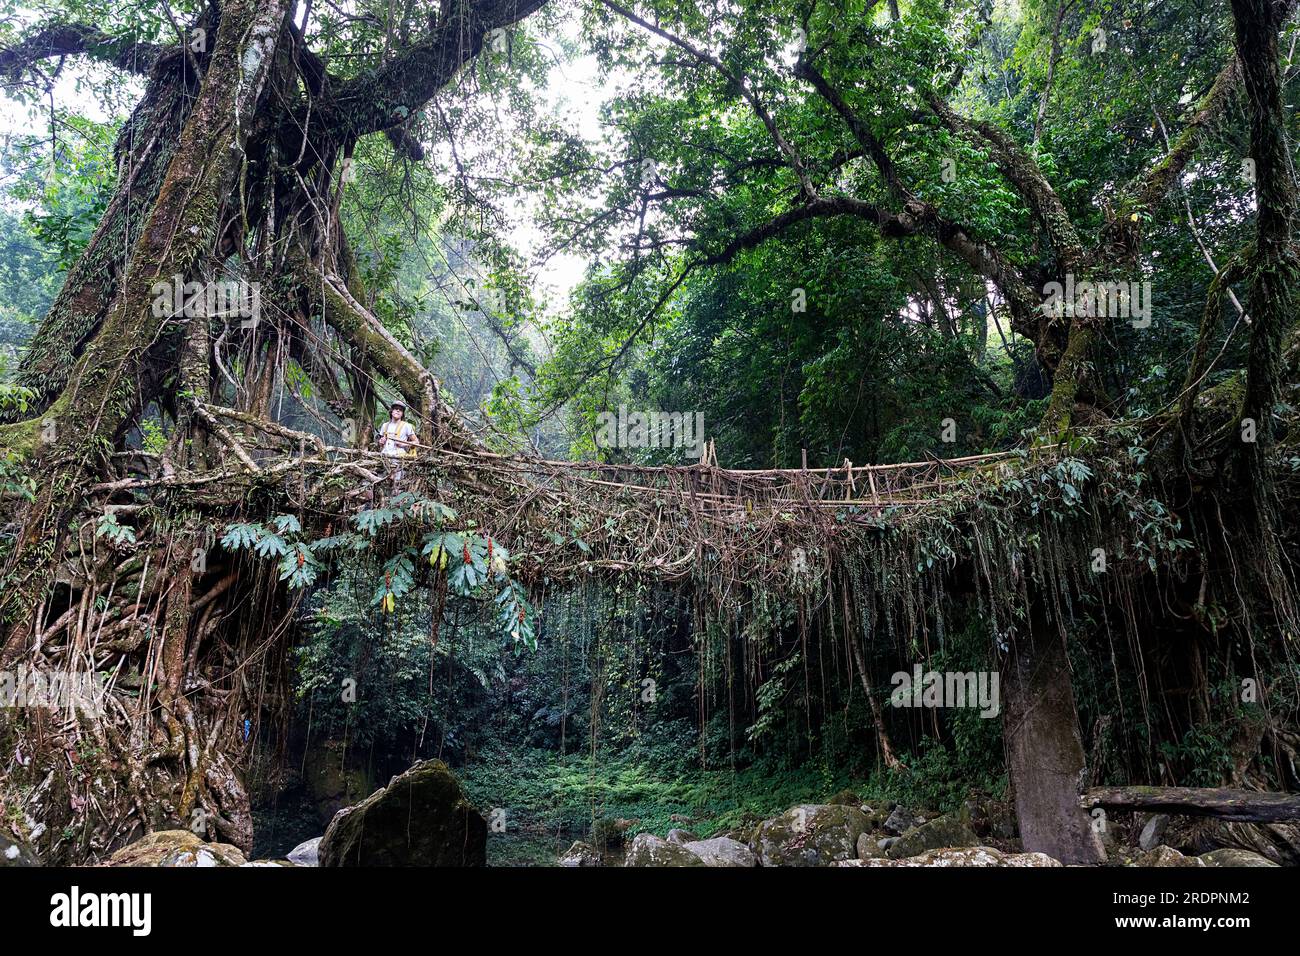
[{"left": 3, "top": 0, "right": 1298, "bottom": 869}]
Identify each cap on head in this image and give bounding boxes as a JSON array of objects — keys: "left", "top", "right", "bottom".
[{"left": 390, "top": 402, "right": 406, "bottom": 413}]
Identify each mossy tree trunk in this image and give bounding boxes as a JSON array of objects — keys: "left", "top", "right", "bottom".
[
  {"left": 1002, "top": 601, "right": 1106, "bottom": 864},
  {"left": 0, "top": 0, "right": 547, "bottom": 861}
]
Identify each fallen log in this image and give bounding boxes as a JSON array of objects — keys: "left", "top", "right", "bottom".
[{"left": 1082, "top": 786, "right": 1300, "bottom": 822}]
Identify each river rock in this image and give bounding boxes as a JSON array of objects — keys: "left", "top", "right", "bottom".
[
  {"left": 0, "top": 833, "right": 38, "bottom": 866},
  {"left": 683, "top": 837, "right": 757, "bottom": 867},
  {"left": 837, "top": 846, "right": 1061, "bottom": 867},
  {"left": 666, "top": 828, "right": 698, "bottom": 844},
  {"left": 625, "top": 832, "right": 705, "bottom": 866},
  {"left": 856, "top": 833, "right": 885, "bottom": 860},
  {"left": 883, "top": 806, "right": 925, "bottom": 835},
  {"left": 287, "top": 836, "right": 321, "bottom": 866},
  {"left": 1133, "top": 845, "right": 1204, "bottom": 867},
  {"left": 887, "top": 811, "right": 980, "bottom": 859},
  {"left": 751, "top": 804, "right": 870, "bottom": 866},
  {"left": 862, "top": 806, "right": 890, "bottom": 829},
  {"left": 318, "top": 759, "right": 486, "bottom": 866},
  {"left": 1138, "top": 813, "right": 1169, "bottom": 851},
  {"left": 826, "top": 788, "right": 862, "bottom": 806},
  {"left": 1197, "top": 848, "right": 1278, "bottom": 867},
  {"left": 107, "top": 830, "right": 248, "bottom": 867},
  {"left": 558, "top": 841, "right": 603, "bottom": 867}
]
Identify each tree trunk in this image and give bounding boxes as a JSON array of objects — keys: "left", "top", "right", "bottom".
[{"left": 1003, "top": 607, "right": 1107, "bottom": 864}]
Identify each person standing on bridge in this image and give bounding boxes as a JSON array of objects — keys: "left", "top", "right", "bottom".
[{"left": 377, "top": 401, "right": 418, "bottom": 487}]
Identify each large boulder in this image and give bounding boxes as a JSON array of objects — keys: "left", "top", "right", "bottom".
[
  {"left": 318, "top": 760, "right": 486, "bottom": 867},
  {"left": 624, "top": 832, "right": 705, "bottom": 867},
  {"left": 837, "top": 846, "right": 1061, "bottom": 867},
  {"left": 1197, "top": 848, "right": 1279, "bottom": 868},
  {"left": 106, "top": 831, "right": 247, "bottom": 867},
  {"left": 682, "top": 837, "right": 757, "bottom": 867},
  {"left": 0, "top": 833, "right": 38, "bottom": 866},
  {"left": 666, "top": 828, "right": 699, "bottom": 845},
  {"left": 286, "top": 837, "right": 322, "bottom": 867},
  {"left": 887, "top": 811, "right": 981, "bottom": 859},
  {"left": 751, "top": 804, "right": 870, "bottom": 866}
]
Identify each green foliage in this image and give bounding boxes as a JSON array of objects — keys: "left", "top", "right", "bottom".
[
  {"left": 293, "top": 578, "right": 504, "bottom": 754},
  {"left": 5, "top": 116, "right": 119, "bottom": 270},
  {"left": 95, "top": 511, "right": 135, "bottom": 546}
]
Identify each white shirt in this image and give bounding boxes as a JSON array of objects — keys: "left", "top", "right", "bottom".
[{"left": 380, "top": 420, "right": 416, "bottom": 456}]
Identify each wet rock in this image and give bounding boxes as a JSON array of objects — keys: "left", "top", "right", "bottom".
[
  {"left": 751, "top": 804, "right": 870, "bottom": 866},
  {"left": 683, "top": 837, "right": 757, "bottom": 867},
  {"left": 887, "top": 811, "right": 981, "bottom": 859},
  {"left": 625, "top": 832, "right": 705, "bottom": 866},
  {"left": 106, "top": 830, "right": 247, "bottom": 867},
  {"left": 838, "top": 846, "right": 1061, "bottom": 867},
  {"left": 1197, "top": 848, "right": 1278, "bottom": 868},
  {"left": 287, "top": 836, "right": 321, "bottom": 867},
  {"left": 558, "top": 841, "right": 603, "bottom": 867},
  {"left": 319, "top": 759, "right": 486, "bottom": 866}
]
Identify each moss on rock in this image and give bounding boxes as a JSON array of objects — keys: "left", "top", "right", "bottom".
[{"left": 318, "top": 759, "right": 486, "bottom": 867}]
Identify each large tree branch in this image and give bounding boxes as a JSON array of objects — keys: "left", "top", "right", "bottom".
[
  {"left": 697, "top": 193, "right": 1042, "bottom": 330},
  {"left": 308, "top": 0, "right": 548, "bottom": 148},
  {"left": 793, "top": 57, "right": 1042, "bottom": 326},
  {"left": 1098, "top": 57, "right": 1241, "bottom": 264},
  {"left": 794, "top": 56, "right": 910, "bottom": 198},
  {"left": 926, "top": 93, "right": 1084, "bottom": 274},
  {"left": 0, "top": 23, "right": 165, "bottom": 82}
]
